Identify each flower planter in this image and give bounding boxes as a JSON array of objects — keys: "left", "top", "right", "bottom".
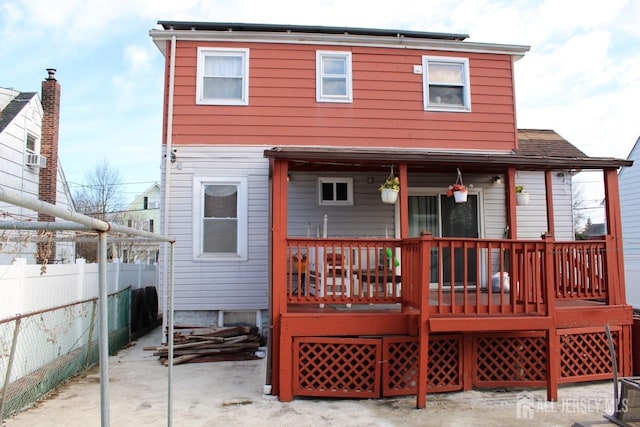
[
  {"left": 381, "top": 188, "right": 399, "bottom": 204},
  {"left": 453, "top": 190, "right": 468, "bottom": 203},
  {"left": 516, "top": 192, "right": 530, "bottom": 206}
]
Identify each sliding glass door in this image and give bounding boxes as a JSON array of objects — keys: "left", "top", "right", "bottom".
[{"left": 409, "top": 192, "right": 480, "bottom": 286}]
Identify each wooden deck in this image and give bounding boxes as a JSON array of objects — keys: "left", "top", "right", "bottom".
[
  {"left": 287, "top": 297, "right": 606, "bottom": 313},
  {"left": 272, "top": 235, "right": 632, "bottom": 407}
]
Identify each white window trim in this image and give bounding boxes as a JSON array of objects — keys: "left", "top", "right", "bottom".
[
  {"left": 316, "top": 51, "right": 353, "bottom": 103},
  {"left": 192, "top": 176, "right": 249, "bottom": 261},
  {"left": 422, "top": 56, "right": 471, "bottom": 112},
  {"left": 196, "top": 47, "right": 250, "bottom": 106},
  {"left": 318, "top": 177, "right": 354, "bottom": 206}
]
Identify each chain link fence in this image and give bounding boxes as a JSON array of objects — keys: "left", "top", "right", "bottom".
[{"left": 0, "top": 287, "right": 130, "bottom": 420}]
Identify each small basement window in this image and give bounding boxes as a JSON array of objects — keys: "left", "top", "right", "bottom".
[{"left": 318, "top": 177, "right": 353, "bottom": 206}]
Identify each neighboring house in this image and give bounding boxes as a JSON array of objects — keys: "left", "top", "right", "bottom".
[
  {"left": 150, "top": 22, "right": 632, "bottom": 405},
  {"left": 583, "top": 222, "right": 607, "bottom": 240},
  {"left": 117, "top": 183, "right": 161, "bottom": 264},
  {"left": 620, "top": 136, "right": 640, "bottom": 308},
  {"left": 0, "top": 70, "right": 75, "bottom": 264}
]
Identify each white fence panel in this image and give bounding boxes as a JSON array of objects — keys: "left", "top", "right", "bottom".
[
  {"left": 0, "top": 259, "right": 158, "bottom": 320},
  {"left": 0, "top": 261, "right": 24, "bottom": 318}
]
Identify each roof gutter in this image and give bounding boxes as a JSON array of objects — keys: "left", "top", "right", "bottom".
[{"left": 148, "top": 28, "right": 530, "bottom": 60}]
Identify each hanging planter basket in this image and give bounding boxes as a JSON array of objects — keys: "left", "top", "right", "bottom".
[
  {"left": 379, "top": 166, "right": 400, "bottom": 204},
  {"left": 447, "top": 168, "right": 469, "bottom": 204},
  {"left": 516, "top": 192, "right": 530, "bottom": 206},
  {"left": 516, "top": 185, "right": 529, "bottom": 206},
  {"left": 381, "top": 188, "right": 399, "bottom": 204},
  {"left": 453, "top": 190, "right": 468, "bottom": 203}
]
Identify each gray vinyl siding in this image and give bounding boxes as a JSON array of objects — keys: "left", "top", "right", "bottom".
[
  {"left": 288, "top": 170, "right": 574, "bottom": 241},
  {"left": 162, "top": 145, "right": 270, "bottom": 311},
  {"left": 552, "top": 172, "right": 575, "bottom": 241},
  {"left": 621, "top": 141, "right": 640, "bottom": 307},
  {"left": 288, "top": 172, "right": 395, "bottom": 238},
  {"left": 289, "top": 172, "right": 510, "bottom": 241},
  {"left": 515, "top": 171, "right": 574, "bottom": 241}
]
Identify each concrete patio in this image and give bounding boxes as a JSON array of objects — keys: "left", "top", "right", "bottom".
[{"left": 2, "top": 326, "right": 620, "bottom": 426}]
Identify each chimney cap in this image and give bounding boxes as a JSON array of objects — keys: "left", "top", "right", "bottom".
[{"left": 46, "top": 68, "right": 57, "bottom": 80}]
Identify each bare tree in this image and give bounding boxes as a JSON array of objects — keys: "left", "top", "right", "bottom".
[
  {"left": 73, "top": 158, "right": 125, "bottom": 220},
  {"left": 73, "top": 159, "right": 125, "bottom": 261}
]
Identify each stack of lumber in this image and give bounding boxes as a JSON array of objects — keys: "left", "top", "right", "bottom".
[{"left": 145, "top": 325, "right": 264, "bottom": 365}]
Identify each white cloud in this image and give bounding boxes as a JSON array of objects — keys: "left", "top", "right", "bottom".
[
  {"left": 113, "top": 43, "right": 159, "bottom": 109},
  {"left": 2, "top": 0, "right": 639, "bottom": 199}
]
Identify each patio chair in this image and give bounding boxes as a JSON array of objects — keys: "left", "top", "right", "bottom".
[{"left": 308, "top": 249, "right": 352, "bottom": 307}]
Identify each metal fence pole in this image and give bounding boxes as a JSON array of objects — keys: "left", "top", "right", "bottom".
[
  {"left": 0, "top": 318, "right": 22, "bottom": 422},
  {"left": 98, "top": 231, "right": 110, "bottom": 427},
  {"left": 167, "top": 241, "right": 175, "bottom": 427}
]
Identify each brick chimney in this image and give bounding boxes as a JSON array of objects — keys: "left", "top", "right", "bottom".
[
  {"left": 39, "top": 68, "right": 60, "bottom": 216},
  {"left": 37, "top": 68, "right": 61, "bottom": 263}
]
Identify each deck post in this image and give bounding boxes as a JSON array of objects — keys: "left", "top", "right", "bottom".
[
  {"left": 542, "top": 232, "right": 558, "bottom": 401},
  {"left": 603, "top": 168, "right": 626, "bottom": 305},
  {"left": 506, "top": 168, "right": 517, "bottom": 238},
  {"left": 271, "top": 159, "right": 289, "bottom": 398},
  {"left": 278, "top": 320, "right": 294, "bottom": 401},
  {"left": 399, "top": 162, "right": 409, "bottom": 239},
  {"left": 544, "top": 170, "right": 555, "bottom": 236},
  {"left": 416, "top": 234, "right": 432, "bottom": 409},
  {"left": 546, "top": 327, "right": 560, "bottom": 402},
  {"left": 462, "top": 335, "right": 473, "bottom": 391},
  {"left": 622, "top": 325, "right": 633, "bottom": 377}
]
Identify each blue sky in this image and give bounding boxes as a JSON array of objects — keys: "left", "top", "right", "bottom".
[{"left": 1, "top": 0, "right": 639, "bottom": 219}]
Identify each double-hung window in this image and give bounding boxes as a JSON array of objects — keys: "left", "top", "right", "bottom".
[
  {"left": 316, "top": 51, "right": 353, "bottom": 103},
  {"left": 26, "top": 134, "right": 37, "bottom": 154},
  {"left": 193, "top": 177, "right": 248, "bottom": 260},
  {"left": 196, "top": 48, "right": 249, "bottom": 105},
  {"left": 423, "top": 56, "right": 471, "bottom": 112}
]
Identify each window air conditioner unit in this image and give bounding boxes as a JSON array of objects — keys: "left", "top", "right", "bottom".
[{"left": 26, "top": 153, "right": 47, "bottom": 168}]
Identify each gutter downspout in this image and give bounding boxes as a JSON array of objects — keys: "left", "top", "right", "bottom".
[{"left": 161, "top": 35, "right": 176, "bottom": 346}]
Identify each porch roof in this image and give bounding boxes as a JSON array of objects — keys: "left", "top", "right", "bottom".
[{"left": 264, "top": 129, "right": 632, "bottom": 172}]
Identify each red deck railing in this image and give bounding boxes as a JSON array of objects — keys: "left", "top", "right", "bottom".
[
  {"left": 284, "top": 237, "right": 608, "bottom": 315},
  {"left": 287, "top": 238, "right": 403, "bottom": 306},
  {"left": 553, "top": 241, "right": 607, "bottom": 299}
]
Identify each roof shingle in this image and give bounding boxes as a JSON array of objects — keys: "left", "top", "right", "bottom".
[
  {"left": 0, "top": 92, "right": 37, "bottom": 134},
  {"left": 516, "top": 129, "right": 588, "bottom": 158}
]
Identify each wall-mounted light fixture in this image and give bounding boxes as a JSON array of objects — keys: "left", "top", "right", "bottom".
[{"left": 492, "top": 175, "right": 503, "bottom": 184}]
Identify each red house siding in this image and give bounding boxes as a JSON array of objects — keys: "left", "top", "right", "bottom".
[{"left": 166, "top": 41, "right": 518, "bottom": 151}]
